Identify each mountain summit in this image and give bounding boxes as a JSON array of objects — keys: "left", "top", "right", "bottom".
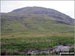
[{"left": 10, "top": 7, "right": 73, "bottom": 23}]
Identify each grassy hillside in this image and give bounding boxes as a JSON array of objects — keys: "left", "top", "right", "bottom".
[{"left": 1, "top": 14, "right": 74, "bottom": 34}]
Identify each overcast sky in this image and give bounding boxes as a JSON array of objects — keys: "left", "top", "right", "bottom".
[{"left": 1, "top": 1, "right": 74, "bottom": 18}]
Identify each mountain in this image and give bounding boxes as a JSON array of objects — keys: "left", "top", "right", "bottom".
[
  {"left": 1, "top": 7, "right": 74, "bottom": 34},
  {"left": 10, "top": 7, "right": 74, "bottom": 23}
]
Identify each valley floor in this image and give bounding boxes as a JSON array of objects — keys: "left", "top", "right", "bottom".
[{"left": 1, "top": 32, "right": 74, "bottom": 55}]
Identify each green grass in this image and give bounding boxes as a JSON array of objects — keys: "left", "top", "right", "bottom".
[
  {"left": 1, "top": 14, "right": 74, "bottom": 34},
  {"left": 1, "top": 14, "right": 74, "bottom": 55},
  {"left": 1, "top": 32, "right": 74, "bottom": 55}
]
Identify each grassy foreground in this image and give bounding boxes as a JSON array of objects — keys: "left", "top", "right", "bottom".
[{"left": 1, "top": 32, "right": 74, "bottom": 55}]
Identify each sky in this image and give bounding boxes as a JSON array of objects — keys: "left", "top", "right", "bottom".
[{"left": 1, "top": 1, "right": 74, "bottom": 18}]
